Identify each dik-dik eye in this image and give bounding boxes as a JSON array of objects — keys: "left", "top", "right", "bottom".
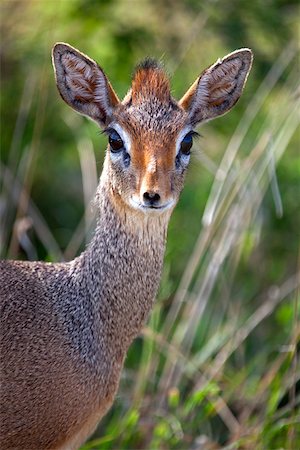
[
  {"left": 176, "top": 131, "right": 199, "bottom": 170},
  {"left": 180, "top": 132, "right": 194, "bottom": 155},
  {"left": 108, "top": 130, "right": 124, "bottom": 152}
]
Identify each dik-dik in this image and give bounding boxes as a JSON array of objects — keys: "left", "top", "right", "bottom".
[{"left": 0, "top": 43, "right": 252, "bottom": 449}]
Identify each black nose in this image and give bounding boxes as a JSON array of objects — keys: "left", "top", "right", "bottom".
[{"left": 143, "top": 191, "right": 161, "bottom": 206}]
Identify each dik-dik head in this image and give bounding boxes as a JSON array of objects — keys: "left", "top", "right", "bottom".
[{"left": 52, "top": 43, "right": 252, "bottom": 214}]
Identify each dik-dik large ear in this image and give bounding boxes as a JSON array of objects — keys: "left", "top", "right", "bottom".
[
  {"left": 52, "top": 43, "right": 120, "bottom": 126},
  {"left": 179, "top": 49, "right": 253, "bottom": 125}
]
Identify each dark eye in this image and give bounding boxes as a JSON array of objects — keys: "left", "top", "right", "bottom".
[
  {"left": 109, "top": 130, "right": 124, "bottom": 152},
  {"left": 180, "top": 133, "right": 193, "bottom": 155}
]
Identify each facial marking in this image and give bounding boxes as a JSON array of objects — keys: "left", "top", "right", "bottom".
[
  {"left": 147, "top": 155, "right": 157, "bottom": 174},
  {"left": 128, "top": 195, "right": 175, "bottom": 213},
  {"left": 109, "top": 93, "right": 190, "bottom": 216}
]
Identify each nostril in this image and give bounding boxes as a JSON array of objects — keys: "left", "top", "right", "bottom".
[{"left": 143, "top": 191, "right": 161, "bottom": 205}]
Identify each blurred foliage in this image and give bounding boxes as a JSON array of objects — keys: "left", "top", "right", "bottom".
[{"left": 1, "top": 0, "right": 299, "bottom": 449}]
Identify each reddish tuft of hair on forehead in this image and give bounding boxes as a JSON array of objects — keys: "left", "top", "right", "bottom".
[{"left": 131, "top": 58, "right": 171, "bottom": 104}]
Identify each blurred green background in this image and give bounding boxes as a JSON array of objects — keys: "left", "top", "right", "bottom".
[{"left": 1, "top": 1, "right": 299, "bottom": 449}]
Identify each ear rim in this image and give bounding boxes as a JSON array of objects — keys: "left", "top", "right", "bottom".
[
  {"left": 179, "top": 48, "right": 253, "bottom": 125},
  {"left": 52, "top": 42, "right": 120, "bottom": 126}
]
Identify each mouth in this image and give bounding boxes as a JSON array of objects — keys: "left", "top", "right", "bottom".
[
  {"left": 143, "top": 204, "right": 165, "bottom": 210},
  {"left": 129, "top": 198, "right": 175, "bottom": 213}
]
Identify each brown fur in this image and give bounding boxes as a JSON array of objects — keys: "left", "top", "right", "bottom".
[
  {"left": 0, "top": 43, "right": 252, "bottom": 449},
  {"left": 131, "top": 60, "right": 171, "bottom": 104}
]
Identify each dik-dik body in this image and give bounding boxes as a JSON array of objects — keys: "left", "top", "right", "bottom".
[{"left": 0, "top": 44, "right": 252, "bottom": 449}]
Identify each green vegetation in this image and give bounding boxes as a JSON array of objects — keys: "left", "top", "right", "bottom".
[{"left": 1, "top": 1, "right": 299, "bottom": 448}]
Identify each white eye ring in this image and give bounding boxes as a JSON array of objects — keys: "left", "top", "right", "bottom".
[
  {"left": 175, "top": 126, "right": 193, "bottom": 156},
  {"left": 109, "top": 123, "right": 131, "bottom": 155}
]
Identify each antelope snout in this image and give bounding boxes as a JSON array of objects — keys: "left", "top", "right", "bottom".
[
  {"left": 136, "top": 170, "right": 174, "bottom": 211},
  {"left": 142, "top": 190, "right": 161, "bottom": 207}
]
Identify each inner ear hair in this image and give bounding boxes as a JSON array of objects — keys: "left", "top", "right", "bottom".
[
  {"left": 52, "top": 42, "right": 119, "bottom": 126},
  {"left": 180, "top": 48, "right": 253, "bottom": 125}
]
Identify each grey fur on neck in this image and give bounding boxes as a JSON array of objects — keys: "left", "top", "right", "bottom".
[{"left": 53, "top": 172, "right": 168, "bottom": 370}]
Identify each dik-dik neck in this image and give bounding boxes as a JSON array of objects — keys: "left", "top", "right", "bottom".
[{"left": 74, "top": 175, "right": 170, "bottom": 354}]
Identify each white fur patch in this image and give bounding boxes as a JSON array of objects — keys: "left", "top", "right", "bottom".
[
  {"left": 180, "top": 153, "right": 191, "bottom": 166},
  {"left": 147, "top": 155, "right": 157, "bottom": 174},
  {"left": 129, "top": 196, "right": 175, "bottom": 213}
]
